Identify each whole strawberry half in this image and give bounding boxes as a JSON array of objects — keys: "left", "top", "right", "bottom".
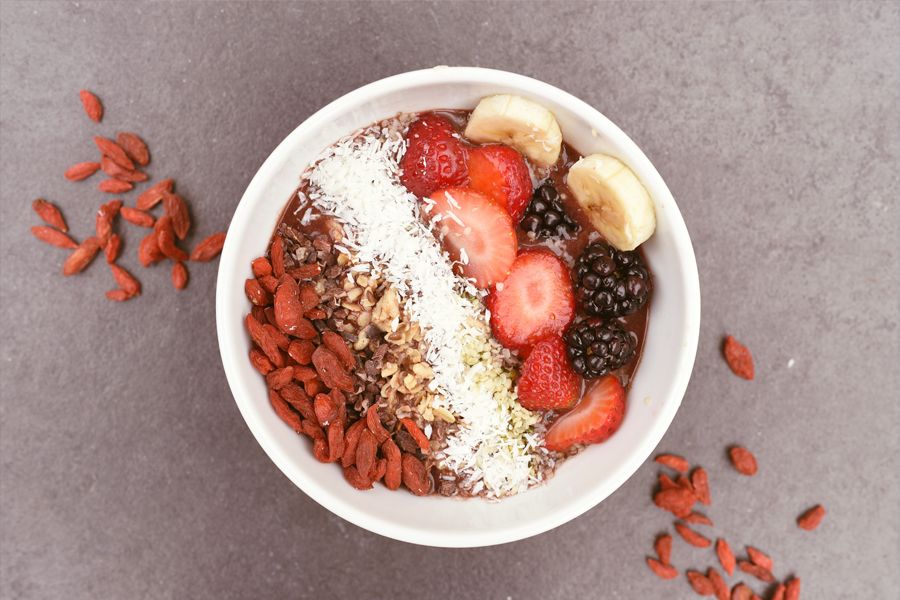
[
  {"left": 400, "top": 114, "right": 468, "bottom": 197},
  {"left": 544, "top": 374, "right": 626, "bottom": 452},
  {"left": 487, "top": 249, "right": 575, "bottom": 351},
  {"left": 517, "top": 336, "right": 581, "bottom": 411},
  {"left": 467, "top": 144, "right": 533, "bottom": 222},
  {"left": 426, "top": 188, "right": 517, "bottom": 289}
]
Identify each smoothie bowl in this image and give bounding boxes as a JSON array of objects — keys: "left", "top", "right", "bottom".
[{"left": 216, "top": 67, "right": 700, "bottom": 547}]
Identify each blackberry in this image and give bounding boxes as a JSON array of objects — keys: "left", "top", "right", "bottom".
[
  {"left": 574, "top": 241, "right": 651, "bottom": 318},
  {"left": 565, "top": 320, "right": 637, "bottom": 379},
  {"left": 520, "top": 183, "right": 579, "bottom": 239}
]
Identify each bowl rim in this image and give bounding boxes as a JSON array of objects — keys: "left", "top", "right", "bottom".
[{"left": 216, "top": 66, "right": 701, "bottom": 547}]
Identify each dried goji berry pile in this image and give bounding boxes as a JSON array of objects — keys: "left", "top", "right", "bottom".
[
  {"left": 29, "top": 90, "right": 226, "bottom": 301},
  {"left": 246, "top": 240, "right": 432, "bottom": 494},
  {"left": 643, "top": 337, "right": 825, "bottom": 599}
]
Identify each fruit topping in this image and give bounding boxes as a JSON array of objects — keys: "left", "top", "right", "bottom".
[
  {"left": 400, "top": 114, "right": 468, "bottom": 197},
  {"left": 464, "top": 94, "right": 562, "bottom": 167},
  {"left": 565, "top": 319, "right": 637, "bottom": 379},
  {"left": 544, "top": 374, "right": 626, "bottom": 452},
  {"left": 574, "top": 241, "right": 651, "bottom": 318},
  {"left": 567, "top": 153, "right": 656, "bottom": 251},
  {"left": 425, "top": 188, "right": 516, "bottom": 289},
  {"left": 487, "top": 249, "right": 575, "bottom": 351},
  {"left": 516, "top": 336, "right": 581, "bottom": 411},
  {"left": 520, "top": 182, "right": 580, "bottom": 239},
  {"left": 466, "top": 144, "right": 533, "bottom": 222}
]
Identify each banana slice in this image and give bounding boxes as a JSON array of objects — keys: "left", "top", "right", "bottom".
[
  {"left": 567, "top": 154, "right": 656, "bottom": 251},
  {"left": 464, "top": 94, "right": 562, "bottom": 167}
]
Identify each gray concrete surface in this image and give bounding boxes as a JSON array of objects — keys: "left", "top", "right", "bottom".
[{"left": 1, "top": 1, "right": 898, "bottom": 598}]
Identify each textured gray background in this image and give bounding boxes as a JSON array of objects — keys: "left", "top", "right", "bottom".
[{"left": 1, "top": 1, "right": 898, "bottom": 598}]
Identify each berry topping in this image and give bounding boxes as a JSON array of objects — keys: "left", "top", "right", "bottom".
[
  {"left": 517, "top": 336, "right": 581, "bottom": 411},
  {"left": 574, "top": 241, "right": 651, "bottom": 318},
  {"left": 425, "top": 188, "right": 516, "bottom": 289},
  {"left": 400, "top": 114, "right": 468, "bottom": 197},
  {"left": 565, "top": 319, "right": 637, "bottom": 379},
  {"left": 544, "top": 374, "right": 626, "bottom": 452},
  {"left": 466, "top": 144, "right": 533, "bottom": 222},
  {"left": 487, "top": 249, "right": 575, "bottom": 351},
  {"left": 520, "top": 183, "right": 580, "bottom": 239}
]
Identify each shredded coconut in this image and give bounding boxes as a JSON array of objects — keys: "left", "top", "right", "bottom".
[{"left": 305, "top": 122, "right": 542, "bottom": 496}]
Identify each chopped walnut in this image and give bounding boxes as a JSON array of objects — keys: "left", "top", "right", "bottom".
[{"left": 372, "top": 286, "right": 400, "bottom": 332}]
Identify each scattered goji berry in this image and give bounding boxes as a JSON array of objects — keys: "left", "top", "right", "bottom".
[
  {"left": 654, "top": 533, "right": 672, "bottom": 565},
  {"left": 93, "top": 136, "right": 134, "bottom": 170},
  {"left": 645, "top": 558, "right": 678, "bottom": 580},
  {"left": 116, "top": 131, "right": 150, "bottom": 166},
  {"left": 723, "top": 334, "right": 754, "bottom": 380},
  {"left": 674, "top": 521, "right": 711, "bottom": 548},
  {"left": 716, "top": 538, "right": 735, "bottom": 576},
  {"left": 62, "top": 237, "right": 101, "bottom": 275},
  {"left": 32, "top": 199, "right": 68, "bottom": 231},
  {"left": 691, "top": 467, "right": 711, "bottom": 505},
  {"left": 797, "top": 504, "right": 825, "bottom": 531},
  {"left": 685, "top": 570, "right": 715, "bottom": 596},
  {"left": 31, "top": 226, "right": 77, "bottom": 249},
  {"left": 655, "top": 453, "right": 690, "bottom": 473},
  {"left": 64, "top": 161, "right": 101, "bottom": 181},
  {"left": 729, "top": 446, "right": 758, "bottom": 476},
  {"left": 737, "top": 560, "right": 775, "bottom": 583},
  {"left": 747, "top": 546, "right": 773, "bottom": 572},
  {"left": 189, "top": 232, "right": 226, "bottom": 262},
  {"left": 171, "top": 261, "right": 188, "bottom": 290},
  {"left": 79, "top": 90, "right": 103, "bottom": 122}
]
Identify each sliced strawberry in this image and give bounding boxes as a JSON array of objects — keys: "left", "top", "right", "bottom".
[
  {"left": 425, "top": 188, "right": 516, "bottom": 289},
  {"left": 517, "top": 336, "right": 581, "bottom": 411},
  {"left": 488, "top": 249, "right": 575, "bottom": 351},
  {"left": 400, "top": 114, "right": 468, "bottom": 197},
  {"left": 467, "top": 144, "right": 533, "bottom": 222},
  {"left": 544, "top": 375, "right": 625, "bottom": 452}
]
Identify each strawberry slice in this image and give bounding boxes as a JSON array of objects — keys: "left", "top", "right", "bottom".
[
  {"left": 487, "top": 249, "right": 575, "bottom": 351},
  {"left": 467, "top": 144, "right": 533, "bottom": 222},
  {"left": 400, "top": 114, "right": 468, "bottom": 197},
  {"left": 544, "top": 375, "right": 626, "bottom": 452},
  {"left": 426, "top": 188, "right": 516, "bottom": 289},
  {"left": 517, "top": 336, "right": 581, "bottom": 411}
]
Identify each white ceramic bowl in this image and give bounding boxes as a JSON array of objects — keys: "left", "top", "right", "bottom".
[{"left": 216, "top": 67, "right": 700, "bottom": 547}]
